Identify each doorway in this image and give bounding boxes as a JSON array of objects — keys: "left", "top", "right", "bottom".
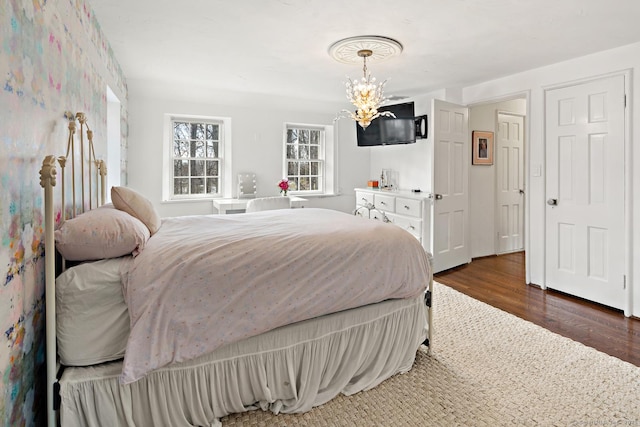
[
  {"left": 468, "top": 98, "right": 527, "bottom": 261},
  {"left": 496, "top": 112, "right": 525, "bottom": 254}
]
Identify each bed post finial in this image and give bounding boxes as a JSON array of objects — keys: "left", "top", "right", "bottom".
[
  {"left": 41, "top": 155, "right": 58, "bottom": 427},
  {"left": 39, "top": 155, "right": 58, "bottom": 189},
  {"left": 98, "top": 160, "right": 107, "bottom": 206}
]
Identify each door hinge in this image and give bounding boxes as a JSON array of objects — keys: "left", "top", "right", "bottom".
[
  {"left": 623, "top": 275, "right": 626, "bottom": 290},
  {"left": 624, "top": 94, "right": 627, "bottom": 108}
]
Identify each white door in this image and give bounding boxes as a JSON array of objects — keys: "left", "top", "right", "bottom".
[
  {"left": 431, "top": 99, "right": 471, "bottom": 273},
  {"left": 545, "top": 75, "right": 626, "bottom": 309},
  {"left": 496, "top": 113, "right": 524, "bottom": 254}
]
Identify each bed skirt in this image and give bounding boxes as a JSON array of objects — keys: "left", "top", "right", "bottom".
[{"left": 59, "top": 294, "right": 428, "bottom": 427}]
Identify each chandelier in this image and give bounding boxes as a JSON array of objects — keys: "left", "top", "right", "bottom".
[{"left": 329, "top": 36, "right": 403, "bottom": 129}]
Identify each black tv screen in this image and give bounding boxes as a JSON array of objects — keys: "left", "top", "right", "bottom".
[{"left": 356, "top": 102, "right": 416, "bottom": 146}]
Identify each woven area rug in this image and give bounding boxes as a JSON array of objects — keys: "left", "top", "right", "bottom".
[{"left": 222, "top": 282, "right": 640, "bottom": 426}]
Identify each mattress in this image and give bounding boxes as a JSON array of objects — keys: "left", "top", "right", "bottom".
[
  {"left": 59, "top": 293, "right": 428, "bottom": 427},
  {"left": 56, "top": 257, "right": 130, "bottom": 366}
]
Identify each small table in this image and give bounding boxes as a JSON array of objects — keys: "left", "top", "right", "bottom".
[{"left": 213, "top": 197, "right": 307, "bottom": 214}]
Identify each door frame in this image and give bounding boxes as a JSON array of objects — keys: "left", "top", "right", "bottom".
[
  {"left": 495, "top": 111, "right": 526, "bottom": 255},
  {"left": 467, "top": 90, "right": 532, "bottom": 284},
  {"left": 542, "top": 69, "right": 632, "bottom": 316}
]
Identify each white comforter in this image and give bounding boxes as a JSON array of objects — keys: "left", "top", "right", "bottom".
[{"left": 120, "top": 208, "right": 430, "bottom": 384}]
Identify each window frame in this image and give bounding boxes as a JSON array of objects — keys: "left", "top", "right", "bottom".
[
  {"left": 163, "top": 114, "right": 232, "bottom": 202},
  {"left": 283, "top": 123, "right": 330, "bottom": 195}
]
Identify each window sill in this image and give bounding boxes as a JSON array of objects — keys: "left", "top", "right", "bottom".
[
  {"left": 289, "top": 192, "right": 342, "bottom": 199},
  {"left": 161, "top": 198, "right": 217, "bottom": 204}
]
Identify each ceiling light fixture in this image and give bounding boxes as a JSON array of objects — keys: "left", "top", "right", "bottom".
[{"left": 329, "top": 36, "right": 403, "bottom": 129}]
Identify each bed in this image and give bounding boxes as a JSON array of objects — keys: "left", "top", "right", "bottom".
[{"left": 40, "top": 114, "right": 433, "bottom": 427}]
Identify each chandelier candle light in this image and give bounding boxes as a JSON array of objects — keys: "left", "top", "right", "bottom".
[
  {"left": 343, "top": 49, "right": 394, "bottom": 129},
  {"left": 329, "top": 36, "right": 404, "bottom": 129}
]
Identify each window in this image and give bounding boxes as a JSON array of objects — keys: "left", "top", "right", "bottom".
[
  {"left": 284, "top": 124, "right": 326, "bottom": 194},
  {"left": 169, "top": 117, "right": 223, "bottom": 199}
]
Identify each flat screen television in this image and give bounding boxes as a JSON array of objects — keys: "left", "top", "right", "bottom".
[{"left": 356, "top": 101, "right": 416, "bottom": 146}]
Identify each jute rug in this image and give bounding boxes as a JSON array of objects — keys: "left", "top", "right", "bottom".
[{"left": 222, "top": 282, "right": 640, "bottom": 426}]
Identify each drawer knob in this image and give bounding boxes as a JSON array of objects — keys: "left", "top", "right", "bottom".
[
  {"left": 408, "top": 225, "right": 415, "bottom": 230},
  {"left": 404, "top": 205, "right": 410, "bottom": 210},
  {"left": 380, "top": 201, "right": 386, "bottom": 205}
]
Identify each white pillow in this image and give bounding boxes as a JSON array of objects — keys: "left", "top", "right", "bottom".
[
  {"left": 111, "top": 186, "right": 161, "bottom": 235},
  {"left": 55, "top": 207, "right": 150, "bottom": 261}
]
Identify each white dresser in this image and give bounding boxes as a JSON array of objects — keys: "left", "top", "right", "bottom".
[{"left": 354, "top": 188, "right": 431, "bottom": 252}]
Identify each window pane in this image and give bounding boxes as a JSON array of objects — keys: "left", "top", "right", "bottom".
[
  {"left": 174, "top": 160, "right": 189, "bottom": 177},
  {"left": 206, "top": 160, "right": 219, "bottom": 176},
  {"left": 300, "top": 161, "right": 310, "bottom": 175},
  {"left": 287, "top": 177, "right": 298, "bottom": 191},
  {"left": 191, "top": 141, "right": 205, "bottom": 158},
  {"left": 299, "top": 145, "right": 309, "bottom": 160},
  {"left": 174, "top": 122, "right": 190, "bottom": 141},
  {"left": 174, "top": 140, "right": 189, "bottom": 158},
  {"left": 310, "top": 177, "right": 319, "bottom": 190},
  {"left": 191, "top": 160, "right": 205, "bottom": 176},
  {"left": 310, "top": 130, "right": 320, "bottom": 144},
  {"left": 287, "top": 129, "right": 298, "bottom": 144},
  {"left": 206, "top": 141, "right": 216, "bottom": 157},
  {"left": 287, "top": 161, "right": 296, "bottom": 175},
  {"left": 310, "top": 161, "right": 318, "bottom": 175},
  {"left": 190, "top": 178, "right": 205, "bottom": 194},
  {"left": 299, "top": 177, "right": 310, "bottom": 191},
  {"left": 206, "top": 124, "right": 219, "bottom": 140},
  {"left": 298, "top": 129, "right": 309, "bottom": 144},
  {"left": 193, "top": 123, "right": 205, "bottom": 140},
  {"left": 286, "top": 144, "right": 297, "bottom": 159},
  {"left": 310, "top": 146, "right": 318, "bottom": 159},
  {"left": 174, "top": 178, "right": 189, "bottom": 195},
  {"left": 206, "top": 178, "right": 218, "bottom": 194}
]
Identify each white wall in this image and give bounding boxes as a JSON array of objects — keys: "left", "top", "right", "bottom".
[
  {"left": 462, "top": 41, "right": 640, "bottom": 317},
  {"left": 468, "top": 98, "right": 527, "bottom": 258},
  {"left": 368, "top": 92, "right": 441, "bottom": 192},
  {"left": 126, "top": 79, "right": 366, "bottom": 218}
]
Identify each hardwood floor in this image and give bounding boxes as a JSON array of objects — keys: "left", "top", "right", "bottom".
[{"left": 434, "top": 252, "right": 640, "bottom": 367}]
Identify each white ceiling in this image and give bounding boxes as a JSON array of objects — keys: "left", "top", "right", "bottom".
[{"left": 89, "top": 0, "right": 640, "bottom": 103}]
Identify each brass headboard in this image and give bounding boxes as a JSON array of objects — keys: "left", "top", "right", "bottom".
[{"left": 39, "top": 112, "right": 107, "bottom": 427}]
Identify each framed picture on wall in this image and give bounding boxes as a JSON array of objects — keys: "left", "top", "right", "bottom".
[{"left": 472, "top": 131, "right": 494, "bottom": 165}]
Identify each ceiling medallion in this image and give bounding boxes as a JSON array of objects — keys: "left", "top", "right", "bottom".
[
  {"left": 329, "top": 36, "right": 403, "bottom": 129},
  {"left": 328, "top": 36, "right": 403, "bottom": 64}
]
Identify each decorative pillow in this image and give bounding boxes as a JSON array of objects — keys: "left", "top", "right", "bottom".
[
  {"left": 111, "top": 186, "right": 161, "bottom": 235},
  {"left": 55, "top": 207, "right": 150, "bottom": 261}
]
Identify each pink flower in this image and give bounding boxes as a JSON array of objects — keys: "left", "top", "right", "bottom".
[{"left": 278, "top": 179, "right": 289, "bottom": 194}]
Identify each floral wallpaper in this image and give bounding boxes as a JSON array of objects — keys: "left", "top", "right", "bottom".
[{"left": 0, "top": 0, "right": 127, "bottom": 424}]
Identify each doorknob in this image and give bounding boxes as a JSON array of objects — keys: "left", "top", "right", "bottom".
[
  {"left": 547, "top": 198, "right": 558, "bottom": 206},
  {"left": 434, "top": 194, "right": 443, "bottom": 200},
  {"left": 519, "top": 189, "right": 525, "bottom": 195}
]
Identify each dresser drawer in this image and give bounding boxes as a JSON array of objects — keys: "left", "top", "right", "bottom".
[
  {"left": 356, "top": 191, "right": 374, "bottom": 207},
  {"left": 370, "top": 209, "right": 389, "bottom": 222},
  {"left": 388, "top": 213, "right": 422, "bottom": 240},
  {"left": 395, "top": 197, "right": 422, "bottom": 218},
  {"left": 374, "top": 194, "right": 395, "bottom": 213}
]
